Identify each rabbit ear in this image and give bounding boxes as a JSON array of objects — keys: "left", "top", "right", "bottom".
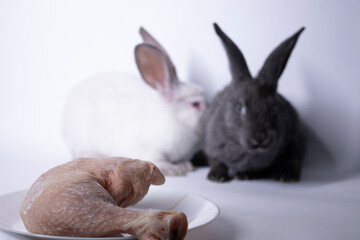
[
  {"left": 257, "top": 27, "right": 305, "bottom": 91},
  {"left": 139, "top": 27, "right": 178, "bottom": 83},
  {"left": 214, "top": 23, "right": 251, "bottom": 81},
  {"left": 135, "top": 44, "right": 177, "bottom": 99}
]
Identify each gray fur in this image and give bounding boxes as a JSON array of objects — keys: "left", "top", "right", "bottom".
[{"left": 203, "top": 23, "right": 306, "bottom": 182}]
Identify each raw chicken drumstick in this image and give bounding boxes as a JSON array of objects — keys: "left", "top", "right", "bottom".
[{"left": 20, "top": 157, "right": 188, "bottom": 240}]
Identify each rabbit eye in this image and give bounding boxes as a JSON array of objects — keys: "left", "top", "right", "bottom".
[
  {"left": 191, "top": 101, "right": 201, "bottom": 111},
  {"left": 237, "top": 104, "right": 246, "bottom": 115}
]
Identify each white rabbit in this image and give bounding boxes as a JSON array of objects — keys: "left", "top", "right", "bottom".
[{"left": 63, "top": 27, "right": 206, "bottom": 175}]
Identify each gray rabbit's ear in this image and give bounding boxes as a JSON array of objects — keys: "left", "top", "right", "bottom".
[
  {"left": 214, "top": 23, "right": 251, "bottom": 81},
  {"left": 135, "top": 44, "right": 177, "bottom": 99},
  {"left": 257, "top": 27, "right": 305, "bottom": 91},
  {"left": 139, "top": 27, "right": 178, "bottom": 83}
]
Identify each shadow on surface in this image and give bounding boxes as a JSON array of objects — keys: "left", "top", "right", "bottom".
[{"left": 298, "top": 66, "right": 360, "bottom": 185}]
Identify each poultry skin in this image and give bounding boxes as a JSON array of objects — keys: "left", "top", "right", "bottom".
[{"left": 20, "top": 157, "right": 188, "bottom": 240}]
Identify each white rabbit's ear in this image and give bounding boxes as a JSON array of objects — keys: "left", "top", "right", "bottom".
[
  {"left": 139, "top": 27, "right": 178, "bottom": 84},
  {"left": 135, "top": 44, "right": 177, "bottom": 99}
]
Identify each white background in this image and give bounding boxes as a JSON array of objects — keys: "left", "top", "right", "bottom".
[{"left": 0, "top": 1, "right": 359, "bottom": 239}]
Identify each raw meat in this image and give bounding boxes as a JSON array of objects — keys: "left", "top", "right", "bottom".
[{"left": 20, "top": 157, "right": 188, "bottom": 240}]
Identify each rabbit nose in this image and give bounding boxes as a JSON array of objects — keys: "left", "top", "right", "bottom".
[{"left": 248, "top": 132, "right": 269, "bottom": 149}]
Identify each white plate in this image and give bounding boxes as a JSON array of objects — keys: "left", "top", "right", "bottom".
[{"left": 0, "top": 187, "right": 219, "bottom": 240}]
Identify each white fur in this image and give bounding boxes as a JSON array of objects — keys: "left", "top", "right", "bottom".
[{"left": 63, "top": 72, "right": 206, "bottom": 175}]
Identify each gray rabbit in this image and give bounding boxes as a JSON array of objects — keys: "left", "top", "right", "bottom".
[{"left": 202, "top": 23, "right": 306, "bottom": 182}]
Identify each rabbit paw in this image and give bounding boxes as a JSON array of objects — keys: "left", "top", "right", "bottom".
[
  {"left": 207, "top": 163, "right": 232, "bottom": 182},
  {"left": 235, "top": 169, "right": 270, "bottom": 180},
  {"left": 235, "top": 172, "right": 259, "bottom": 180},
  {"left": 156, "top": 161, "right": 194, "bottom": 176},
  {"left": 272, "top": 172, "right": 300, "bottom": 182},
  {"left": 271, "top": 165, "right": 300, "bottom": 182}
]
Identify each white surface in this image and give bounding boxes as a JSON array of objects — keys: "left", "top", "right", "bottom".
[
  {"left": 0, "top": 0, "right": 360, "bottom": 240},
  {"left": 1, "top": 169, "right": 359, "bottom": 240},
  {"left": 0, "top": 188, "right": 219, "bottom": 240},
  {"left": 172, "top": 169, "right": 360, "bottom": 240}
]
